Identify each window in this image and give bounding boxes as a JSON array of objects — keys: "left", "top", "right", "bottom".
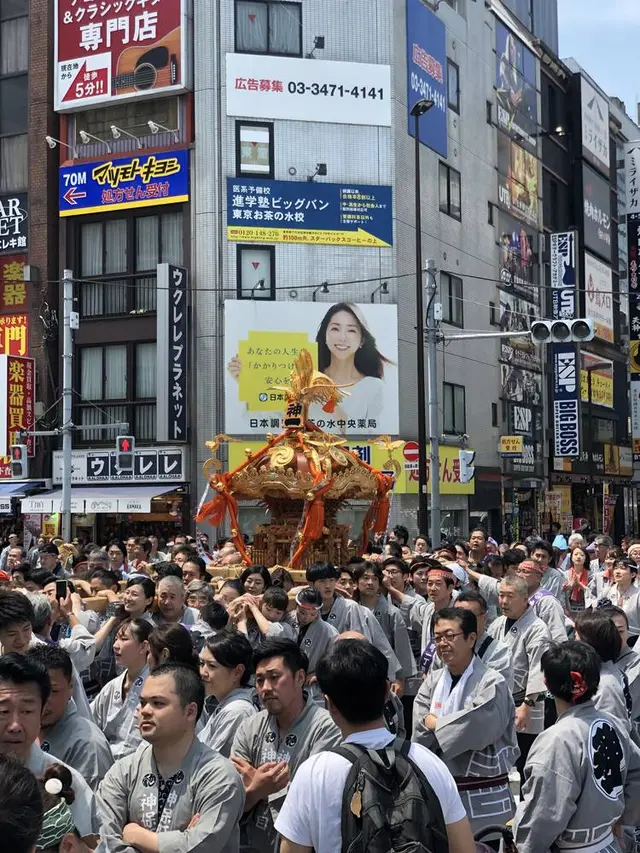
[
  {"left": 236, "top": 121, "right": 274, "bottom": 178},
  {"left": 486, "top": 101, "right": 493, "bottom": 125},
  {"left": 440, "top": 272, "right": 463, "bottom": 326},
  {"left": 491, "top": 402, "right": 498, "bottom": 427},
  {"left": 0, "top": 1, "right": 28, "bottom": 18},
  {"left": 78, "top": 211, "right": 184, "bottom": 317},
  {"left": 0, "top": 6, "right": 27, "bottom": 191},
  {"left": 443, "top": 382, "right": 465, "bottom": 434},
  {"left": 235, "top": 1, "right": 302, "bottom": 56},
  {"left": 487, "top": 201, "right": 494, "bottom": 225},
  {"left": 489, "top": 301, "right": 499, "bottom": 326},
  {"left": 0, "top": 133, "right": 26, "bottom": 191},
  {"left": 237, "top": 244, "right": 275, "bottom": 299},
  {"left": 77, "top": 343, "right": 157, "bottom": 443},
  {"left": 439, "top": 163, "right": 461, "bottom": 220},
  {"left": 447, "top": 60, "right": 460, "bottom": 113}
]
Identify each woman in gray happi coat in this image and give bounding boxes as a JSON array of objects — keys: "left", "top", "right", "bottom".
[{"left": 292, "top": 587, "right": 338, "bottom": 704}]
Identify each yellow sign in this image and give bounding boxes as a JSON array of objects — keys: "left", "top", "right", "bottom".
[
  {"left": 227, "top": 441, "right": 475, "bottom": 496},
  {"left": 580, "top": 363, "right": 614, "bottom": 408},
  {"left": 631, "top": 340, "right": 640, "bottom": 374},
  {"left": 227, "top": 226, "right": 390, "bottom": 248},
  {"left": 604, "top": 443, "right": 620, "bottom": 475},
  {"left": 499, "top": 435, "right": 524, "bottom": 456},
  {"left": 237, "top": 332, "right": 318, "bottom": 412}
]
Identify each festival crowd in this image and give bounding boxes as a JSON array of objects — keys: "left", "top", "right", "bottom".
[{"left": 1, "top": 524, "right": 640, "bottom": 853}]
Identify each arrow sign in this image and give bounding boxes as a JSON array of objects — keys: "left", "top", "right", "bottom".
[{"left": 63, "top": 187, "right": 87, "bottom": 206}]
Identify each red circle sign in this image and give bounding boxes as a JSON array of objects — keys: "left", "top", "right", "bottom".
[{"left": 403, "top": 441, "right": 419, "bottom": 462}]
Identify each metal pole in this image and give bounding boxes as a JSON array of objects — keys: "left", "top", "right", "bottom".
[
  {"left": 587, "top": 367, "right": 596, "bottom": 527},
  {"left": 414, "top": 111, "right": 429, "bottom": 536},
  {"left": 62, "top": 269, "right": 74, "bottom": 542},
  {"left": 425, "top": 260, "right": 441, "bottom": 546}
]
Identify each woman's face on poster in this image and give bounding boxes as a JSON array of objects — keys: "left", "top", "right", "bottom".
[{"left": 325, "top": 310, "right": 362, "bottom": 361}]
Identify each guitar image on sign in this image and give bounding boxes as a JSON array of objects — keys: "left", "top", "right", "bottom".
[{"left": 112, "top": 28, "right": 181, "bottom": 95}]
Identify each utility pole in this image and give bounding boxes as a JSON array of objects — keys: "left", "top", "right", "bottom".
[
  {"left": 425, "top": 259, "right": 441, "bottom": 547},
  {"left": 61, "top": 269, "right": 74, "bottom": 542}
]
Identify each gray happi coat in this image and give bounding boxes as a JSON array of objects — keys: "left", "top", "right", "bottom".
[
  {"left": 399, "top": 593, "right": 436, "bottom": 654},
  {"left": 91, "top": 665, "right": 149, "bottom": 759},
  {"left": 323, "top": 595, "right": 401, "bottom": 680},
  {"left": 198, "top": 687, "right": 257, "bottom": 757},
  {"left": 40, "top": 697, "right": 113, "bottom": 791},
  {"left": 295, "top": 616, "right": 338, "bottom": 705},
  {"left": 98, "top": 737, "right": 244, "bottom": 853},
  {"left": 515, "top": 701, "right": 640, "bottom": 853},
  {"left": 412, "top": 657, "right": 518, "bottom": 833},
  {"left": 368, "top": 594, "right": 416, "bottom": 678},
  {"left": 231, "top": 694, "right": 342, "bottom": 852},
  {"left": 488, "top": 607, "right": 551, "bottom": 734}
]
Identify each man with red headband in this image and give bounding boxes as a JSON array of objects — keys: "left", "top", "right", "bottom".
[
  {"left": 515, "top": 560, "right": 568, "bottom": 644},
  {"left": 514, "top": 641, "right": 640, "bottom": 853}
]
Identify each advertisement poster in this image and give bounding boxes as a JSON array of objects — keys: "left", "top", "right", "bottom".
[
  {"left": 0, "top": 314, "right": 28, "bottom": 356},
  {"left": 0, "top": 255, "right": 27, "bottom": 313},
  {"left": 495, "top": 20, "right": 538, "bottom": 152},
  {"left": 225, "top": 54, "right": 391, "bottom": 127},
  {"left": 497, "top": 134, "right": 539, "bottom": 227},
  {"left": 227, "top": 440, "right": 474, "bottom": 495},
  {"left": 54, "top": 0, "right": 189, "bottom": 111},
  {"left": 581, "top": 352, "right": 614, "bottom": 409},
  {"left": 224, "top": 301, "right": 399, "bottom": 436},
  {"left": 156, "top": 264, "right": 188, "bottom": 444},
  {"left": 0, "top": 195, "right": 27, "bottom": 254},
  {"left": 583, "top": 163, "right": 612, "bottom": 262},
  {"left": 497, "top": 212, "right": 537, "bottom": 300},
  {"left": 581, "top": 76, "right": 610, "bottom": 177},
  {"left": 59, "top": 149, "right": 190, "bottom": 217},
  {"left": 227, "top": 178, "right": 392, "bottom": 248},
  {"left": 584, "top": 252, "right": 614, "bottom": 343},
  {"left": 0, "top": 355, "right": 35, "bottom": 458},
  {"left": 550, "top": 231, "right": 578, "bottom": 319},
  {"left": 498, "top": 292, "right": 540, "bottom": 370},
  {"left": 406, "top": 0, "right": 448, "bottom": 157},
  {"left": 501, "top": 364, "right": 542, "bottom": 406},
  {"left": 553, "top": 344, "right": 580, "bottom": 458}
]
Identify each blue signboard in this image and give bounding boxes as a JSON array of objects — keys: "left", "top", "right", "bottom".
[
  {"left": 227, "top": 178, "right": 393, "bottom": 247},
  {"left": 59, "top": 149, "right": 190, "bottom": 217},
  {"left": 553, "top": 342, "right": 580, "bottom": 457},
  {"left": 406, "top": 0, "right": 448, "bottom": 157}
]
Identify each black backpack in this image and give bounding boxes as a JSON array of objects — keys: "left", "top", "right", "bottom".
[{"left": 330, "top": 739, "right": 449, "bottom": 853}]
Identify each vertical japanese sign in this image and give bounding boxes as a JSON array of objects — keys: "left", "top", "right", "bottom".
[
  {"left": 0, "top": 256, "right": 28, "bottom": 313},
  {"left": 580, "top": 77, "right": 610, "bottom": 177},
  {"left": 625, "top": 141, "right": 640, "bottom": 461},
  {"left": 550, "top": 232, "right": 580, "bottom": 457},
  {"left": 0, "top": 196, "right": 28, "bottom": 254},
  {"left": 0, "top": 355, "right": 35, "bottom": 460},
  {"left": 406, "top": 0, "right": 447, "bottom": 157},
  {"left": 54, "top": 0, "right": 190, "bottom": 112},
  {"left": 0, "top": 315, "right": 28, "bottom": 356},
  {"left": 156, "top": 263, "right": 188, "bottom": 443}
]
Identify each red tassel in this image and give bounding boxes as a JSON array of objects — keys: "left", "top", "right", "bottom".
[
  {"left": 304, "top": 497, "right": 325, "bottom": 540},
  {"left": 373, "top": 495, "right": 390, "bottom": 534},
  {"left": 195, "top": 494, "right": 227, "bottom": 526}
]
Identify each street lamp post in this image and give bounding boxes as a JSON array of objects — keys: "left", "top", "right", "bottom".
[{"left": 410, "top": 97, "right": 434, "bottom": 537}]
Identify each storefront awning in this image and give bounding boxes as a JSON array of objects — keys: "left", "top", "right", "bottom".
[
  {"left": 0, "top": 481, "right": 46, "bottom": 514},
  {"left": 21, "top": 485, "right": 178, "bottom": 515}
]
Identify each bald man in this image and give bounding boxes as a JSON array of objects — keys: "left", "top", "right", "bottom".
[
  {"left": 153, "top": 575, "right": 200, "bottom": 626},
  {"left": 336, "top": 630, "right": 406, "bottom": 740}
]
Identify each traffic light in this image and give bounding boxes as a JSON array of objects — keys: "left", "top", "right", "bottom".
[
  {"left": 530, "top": 318, "right": 595, "bottom": 344},
  {"left": 116, "top": 435, "right": 135, "bottom": 472},
  {"left": 459, "top": 449, "right": 476, "bottom": 484},
  {"left": 10, "top": 444, "right": 28, "bottom": 479}
]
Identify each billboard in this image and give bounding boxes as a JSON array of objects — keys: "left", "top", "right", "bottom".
[
  {"left": 0, "top": 355, "right": 34, "bottom": 458},
  {"left": 583, "top": 163, "right": 612, "bottom": 262},
  {"left": 498, "top": 291, "right": 540, "bottom": 370},
  {"left": 0, "top": 314, "right": 28, "bottom": 356},
  {"left": 406, "top": 0, "right": 448, "bottom": 157},
  {"left": 0, "top": 256, "right": 27, "bottom": 313},
  {"left": 626, "top": 141, "right": 640, "bottom": 460},
  {"left": 495, "top": 20, "right": 538, "bottom": 153},
  {"left": 52, "top": 447, "right": 187, "bottom": 485},
  {"left": 581, "top": 353, "right": 614, "bottom": 409},
  {"left": 228, "top": 440, "right": 474, "bottom": 495},
  {"left": 54, "top": 0, "right": 190, "bottom": 112},
  {"left": 156, "top": 264, "right": 188, "bottom": 444},
  {"left": 0, "top": 195, "right": 27, "bottom": 254},
  {"left": 497, "top": 134, "right": 539, "bottom": 227},
  {"left": 500, "top": 364, "right": 541, "bottom": 406},
  {"left": 497, "top": 212, "right": 537, "bottom": 300},
  {"left": 224, "top": 301, "right": 399, "bottom": 436},
  {"left": 584, "top": 252, "right": 614, "bottom": 343},
  {"left": 581, "top": 77, "right": 610, "bottom": 176},
  {"left": 59, "top": 149, "right": 190, "bottom": 217},
  {"left": 227, "top": 178, "right": 392, "bottom": 248},
  {"left": 552, "top": 344, "right": 580, "bottom": 458},
  {"left": 225, "top": 54, "right": 391, "bottom": 127},
  {"left": 550, "top": 231, "right": 578, "bottom": 319}
]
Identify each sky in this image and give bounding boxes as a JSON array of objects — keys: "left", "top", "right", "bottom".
[{"left": 557, "top": 0, "right": 640, "bottom": 123}]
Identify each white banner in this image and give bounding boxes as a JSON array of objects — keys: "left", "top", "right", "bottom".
[
  {"left": 584, "top": 252, "right": 614, "bottom": 343},
  {"left": 581, "top": 77, "right": 610, "bottom": 175},
  {"left": 225, "top": 54, "right": 391, "bottom": 126},
  {"left": 224, "top": 301, "right": 399, "bottom": 436}
]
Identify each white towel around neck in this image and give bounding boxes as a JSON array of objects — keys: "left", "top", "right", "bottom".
[{"left": 430, "top": 657, "right": 475, "bottom": 718}]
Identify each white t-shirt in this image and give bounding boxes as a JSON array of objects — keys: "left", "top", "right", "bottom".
[{"left": 274, "top": 727, "right": 466, "bottom": 853}]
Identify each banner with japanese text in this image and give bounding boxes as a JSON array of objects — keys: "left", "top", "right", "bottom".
[
  {"left": 54, "top": 0, "right": 190, "bottom": 111},
  {"left": 0, "top": 314, "right": 28, "bottom": 357},
  {"left": 224, "top": 301, "right": 399, "bottom": 437},
  {"left": 0, "top": 256, "right": 27, "bottom": 313},
  {"left": 0, "top": 355, "right": 35, "bottom": 467},
  {"left": 626, "top": 141, "right": 640, "bottom": 461}
]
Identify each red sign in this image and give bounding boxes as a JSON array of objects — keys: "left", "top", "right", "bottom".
[
  {"left": 54, "top": 0, "right": 188, "bottom": 112},
  {"left": 403, "top": 441, "right": 419, "bottom": 463},
  {"left": 0, "top": 256, "right": 27, "bottom": 314},
  {"left": 0, "top": 355, "right": 35, "bottom": 475},
  {"left": 0, "top": 314, "right": 28, "bottom": 357}
]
